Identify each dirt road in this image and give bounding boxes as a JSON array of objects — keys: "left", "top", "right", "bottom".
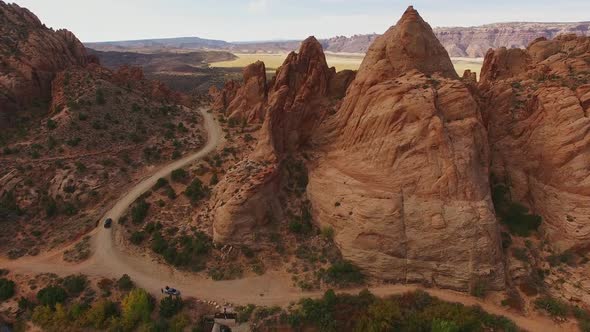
[{"left": 0, "top": 108, "right": 577, "bottom": 332}]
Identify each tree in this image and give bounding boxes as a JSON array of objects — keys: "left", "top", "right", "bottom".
[
  {"left": 83, "top": 299, "right": 119, "bottom": 329},
  {"left": 159, "top": 296, "right": 183, "bottom": 318},
  {"left": 117, "top": 274, "right": 134, "bottom": 291},
  {"left": 121, "top": 288, "right": 153, "bottom": 330},
  {"left": 36, "top": 285, "right": 68, "bottom": 308},
  {"left": 355, "top": 300, "right": 402, "bottom": 332},
  {"left": 0, "top": 278, "right": 15, "bottom": 301}
]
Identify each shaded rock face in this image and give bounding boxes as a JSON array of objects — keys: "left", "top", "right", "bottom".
[
  {"left": 307, "top": 6, "right": 505, "bottom": 291},
  {"left": 480, "top": 34, "right": 590, "bottom": 250},
  {"left": 212, "top": 37, "right": 345, "bottom": 244},
  {"left": 0, "top": 1, "right": 88, "bottom": 122},
  {"left": 226, "top": 61, "right": 267, "bottom": 123}
]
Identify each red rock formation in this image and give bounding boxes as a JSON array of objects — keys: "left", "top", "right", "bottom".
[
  {"left": 306, "top": 6, "right": 505, "bottom": 291},
  {"left": 225, "top": 61, "right": 268, "bottom": 123},
  {"left": 480, "top": 34, "right": 590, "bottom": 250},
  {"left": 209, "top": 80, "right": 240, "bottom": 112},
  {"left": 0, "top": 1, "right": 89, "bottom": 122},
  {"left": 212, "top": 36, "right": 345, "bottom": 244}
]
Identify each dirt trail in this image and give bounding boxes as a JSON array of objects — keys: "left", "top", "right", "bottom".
[{"left": 0, "top": 108, "right": 578, "bottom": 332}]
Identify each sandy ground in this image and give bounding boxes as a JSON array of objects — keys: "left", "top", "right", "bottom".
[{"left": 0, "top": 108, "right": 578, "bottom": 332}]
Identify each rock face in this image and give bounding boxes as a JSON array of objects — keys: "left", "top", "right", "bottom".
[
  {"left": 306, "top": 6, "right": 505, "bottom": 291},
  {"left": 0, "top": 1, "right": 88, "bottom": 122},
  {"left": 480, "top": 34, "right": 590, "bottom": 250},
  {"left": 212, "top": 37, "right": 347, "bottom": 243},
  {"left": 225, "top": 61, "right": 268, "bottom": 123}
]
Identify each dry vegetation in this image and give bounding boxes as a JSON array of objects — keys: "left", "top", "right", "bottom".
[{"left": 0, "top": 66, "right": 205, "bottom": 258}]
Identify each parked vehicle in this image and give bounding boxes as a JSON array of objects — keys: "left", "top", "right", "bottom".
[
  {"left": 104, "top": 218, "right": 113, "bottom": 228},
  {"left": 163, "top": 286, "right": 181, "bottom": 296}
]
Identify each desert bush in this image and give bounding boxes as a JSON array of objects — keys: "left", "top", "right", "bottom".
[
  {"left": 512, "top": 247, "right": 528, "bottom": 262},
  {"left": 470, "top": 279, "right": 488, "bottom": 298},
  {"left": 130, "top": 231, "right": 146, "bottom": 245},
  {"left": 131, "top": 198, "right": 150, "bottom": 224},
  {"left": 184, "top": 178, "right": 208, "bottom": 203},
  {"left": 96, "top": 88, "right": 106, "bottom": 105},
  {"left": 159, "top": 296, "right": 183, "bottom": 318},
  {"left": 37, "top": 285, "right": 68, "bottom": 308},
  {"left": 171, "top": 168, "right": 188, "bottom": 182},
  {"left": 0, "top": 278, "right": 15, "bottom": 301},
  {"left": 117, "top": 274, "right": 134, "bottom": 291},
  {"left": 62, "top": 274, "right": 88, "bottom": 296},
  {"left": 534, "top": 296, "right": 569, "bottom": 318},
  {"left": 323, "top": 261, "right": 364, "bottom": 286},
  {"left": 47, "top": 119, "right": 57, "bottom": 130}
]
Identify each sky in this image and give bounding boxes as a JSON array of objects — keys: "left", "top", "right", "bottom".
[{"left": 11, "top": 0, "right": 590, "bottom": 42}]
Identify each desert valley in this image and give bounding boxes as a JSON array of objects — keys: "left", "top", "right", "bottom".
[{"left": 1, "top": 1, "right": 590, "bottom": 331}]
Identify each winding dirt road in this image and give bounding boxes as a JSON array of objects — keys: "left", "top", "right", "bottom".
[{"left": 0, "top": 108, "right": 577, "bottom": 332}]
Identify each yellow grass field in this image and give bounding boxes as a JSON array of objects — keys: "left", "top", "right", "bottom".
[{"left": 211, "top": 53, "right": 484, "bottom": 78}]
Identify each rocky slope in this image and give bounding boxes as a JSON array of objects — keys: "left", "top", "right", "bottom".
[
  {"left": 479, "top": 34, "right": 590, "bottom": 251},
  {"left": 0, "top": 1, "right": 89, "bottom": 124}
]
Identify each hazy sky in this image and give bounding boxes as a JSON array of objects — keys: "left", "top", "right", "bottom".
[{"left": 11, "top": 0, "right": 590, "bottom": 42}]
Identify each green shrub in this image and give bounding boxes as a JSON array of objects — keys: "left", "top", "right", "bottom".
[
  {"left": 184, "top": 178, "right": 208, "bottom": 203},
  {"left": 470, "top": 279, "right": 488, "bottom": 298},
  {"left": 121, "top": 288, "right": 153, "bottom": 330},
  {"left": 36, "top": 285, "right": 68, "bottom": 308},
  {"left": 323, "top": 261, "right": 364, "bottom": 286},
  {"left": 131, "top": 198, "right": 150, "bottom": 224},
  {"left": 130, "top": 231, "right": 146, "bottom": 245},
  {"left": 534, "top": 296, "right": 569, "bottom": 318},
  {"left": 117, "top": 274, "right": 134, "bottom": 291},
  {"left": 321, "top": 226, "right": 335, "bottom": 240},
  {"left": 62, "top": 274, "right": 88, "bottom": 296},
  {"left": 96, "top": 88, "right": 106, "bottom": 105},
  {"left": 512, "top": 247, "right": 528, "bottom": 262},
  {"left": 159, "top": 296, "right": 183, "bottom": 318},
  {"left": 0, "top": 278, "right": 15, "bottom": 301},
  {"left": 154, "top": 178, "right": 168, "bottom": 190},
  {"left": 501, "top": 202, "right": 542, "bottom": 237},
  {"left": 47, "top": 119, "right": 57, "bottom": 130}
]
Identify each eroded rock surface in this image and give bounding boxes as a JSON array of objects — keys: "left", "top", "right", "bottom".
[
  {"left": 480, "top": 34, "right": 590, "bottom": 250},
  {"left": 306, "top": 6, "right": 505, "bottom": 291},
  {"left": 0, "top": 1, "right": 89, "bottom": 122}
]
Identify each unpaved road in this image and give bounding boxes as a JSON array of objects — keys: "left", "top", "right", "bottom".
[{"left": 0, "top": 108, "right": 577, "bottom": 332}]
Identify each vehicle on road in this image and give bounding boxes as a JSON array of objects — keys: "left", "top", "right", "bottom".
[
  {"left": 104, "top": 218, "right": 113, "bottom": 228},
  {"left": 163, "top": 286, "right": 181, "bottom": 296}
]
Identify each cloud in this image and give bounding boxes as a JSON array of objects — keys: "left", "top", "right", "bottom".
[{"left": 247, "top": 0, "right": 271, "bottom": 13}]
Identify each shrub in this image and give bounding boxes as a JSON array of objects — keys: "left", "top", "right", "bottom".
[
  {"left": 154, "top": 178, "right": 168, "bottom": 190},
  {"left": 96, "top": 88, "right": 106, "bottom": 105},
  {"left": 501, "top": 202, "right": 542, "bottom": 237},
  {"left": 470, "top": 279, "right": 488, "bottom": 298},
  {"left": 130, "top": 231, "right": 146, "bottom": 245},
  {"left": 210, "top": 173, "right": 219, "bottom": 185},
  {"left": 62, "top": 274, "right": 88, "bottom": 296},
  {"left": 131, "top": 198, "right": 150, "bottom": 224},
  {"left": 47, "top": 119, "right": 57, "bottom": 130},
  {"left": 159, "top": 296, "right": 183, "bottom": 318},
  {"left": 36, "top": 285, "right": 68, "bottom": 308},
  {"left": 0, "top": 278, "right": 15, "bottom": 301},
  {"left": 171, "top": 168, "right": 188, "bottom": 182},
  {"left": 321, "top": 226, "right": 335, "bottom": 240},
  {"left": 83, "top": 299, "right": 119, "bottom": 329},
  {"left": 184, "top": 178, "right": 208, "bottom": 203},
  {"left": 117, "top": 274, "right": 134, "bottom": 291},
  {"left": 323, "top": 261, "right": 364, "bottom": 286},
  {"left": 534, "top": 296, "right": 569, "bottom": 318}
]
